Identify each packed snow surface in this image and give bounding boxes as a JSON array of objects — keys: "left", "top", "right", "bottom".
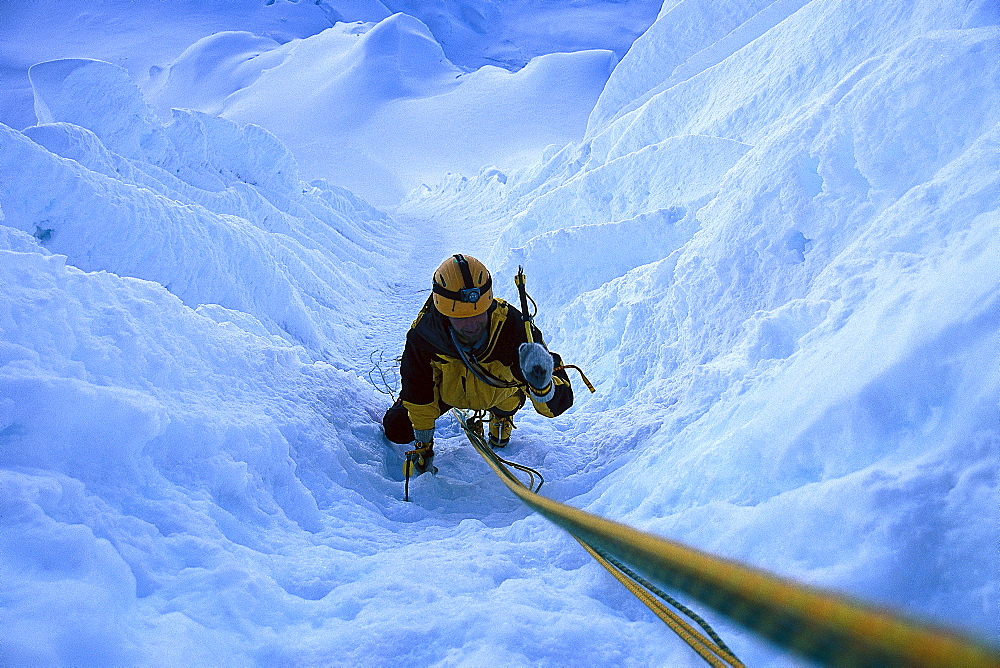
[{"left": 2, "top": 0, "right": 999, "bottom": 666}]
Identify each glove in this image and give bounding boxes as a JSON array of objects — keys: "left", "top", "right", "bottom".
[
  {"left": 403, "top": 441, "right": 436, "bottom": 477},
  {"left": 519, "top": 342, "right": 554, "bottom": 400}
]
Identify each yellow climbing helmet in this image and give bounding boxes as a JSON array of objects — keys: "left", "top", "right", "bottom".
[{"left": 432, "top": 254, "right": 493, "bottom": 317}]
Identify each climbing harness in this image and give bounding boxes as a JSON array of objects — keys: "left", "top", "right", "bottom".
[{"left": 452, "top": 407, "right": 1000, "bottom": 668}]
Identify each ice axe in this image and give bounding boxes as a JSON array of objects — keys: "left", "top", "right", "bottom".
[{"left": 514, "top": 266, "right": 596, "bottom": 393}]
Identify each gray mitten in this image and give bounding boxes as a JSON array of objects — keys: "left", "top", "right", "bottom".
[{"left": 519, "top": 342, "right": 554, "bottom": 400}]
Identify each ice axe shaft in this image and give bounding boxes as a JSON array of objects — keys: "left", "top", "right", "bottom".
[
  {"left": 516, "top": 265, "right": 596, "bottom": 394},
  {"left": 515, "top": 266, "right": 533, "bottom": 344}
]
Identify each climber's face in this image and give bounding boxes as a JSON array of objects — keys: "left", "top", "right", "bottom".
[{"left": 448, "top": 311, "right": 489, "bottom": 344}]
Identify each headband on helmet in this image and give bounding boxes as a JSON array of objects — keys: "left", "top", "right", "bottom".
[{"left": 432, "top": 254, "right": 492, "bottom": 304}]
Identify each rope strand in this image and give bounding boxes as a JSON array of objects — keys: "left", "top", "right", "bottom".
[
  {"left": 453, "top": 409, "right": 741, "bottom": 666},
  {"left": 450, "top": 408, "right": 1000, "bottom": 668}
]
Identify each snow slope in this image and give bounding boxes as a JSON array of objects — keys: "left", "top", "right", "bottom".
[
  {"left": 1, "top": 0, "right": 659, "bottom": 206},
  {"left": 401, "top": 0, "right": 1000, "bottom": 654},
  {"left": 144, "top": 15, "right": 617, "bottom": 205},
  {"left": 377, "top": 0, "right": 662, "bottom": 70},
  {"left": 0, "top": 0, "right": 355, "bottom": 130},
  {"left": 2, "top": 0, "right": 999, "bottom": 666}
]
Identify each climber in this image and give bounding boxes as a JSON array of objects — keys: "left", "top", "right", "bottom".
[{"left": 383, "top": 253, "right": 574, "bottom": 477}]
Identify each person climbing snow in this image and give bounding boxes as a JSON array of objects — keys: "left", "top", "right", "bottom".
[{"left": 383, "top": 253, "right": 574, "bottom": 477}]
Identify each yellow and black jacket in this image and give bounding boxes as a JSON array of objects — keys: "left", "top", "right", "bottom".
[{"left": 400, "top": 297, "right": 573, "bottom": 431}]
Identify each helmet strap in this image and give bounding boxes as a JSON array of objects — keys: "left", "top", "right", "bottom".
[
  {"left": 453, "top": 254, "right": 476, "bottom": 289},
  {"left": 433, "top": 254, "right": 492, "bottom": 304}
]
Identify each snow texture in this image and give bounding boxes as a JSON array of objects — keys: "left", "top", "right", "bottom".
[{"left": 1, "top": 0, "right": 999, "bottom": 666}]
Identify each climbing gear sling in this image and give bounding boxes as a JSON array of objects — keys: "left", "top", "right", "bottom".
[{"left": 447, "top": 326, "right": 522, "bottom": 390}]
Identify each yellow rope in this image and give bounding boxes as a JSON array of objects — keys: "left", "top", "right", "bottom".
[
  {"left": 451, "top": 409, "right": 1000, "bottom": 668},
  {"left": 454, "top": 409, "right": 742, "bottom": 667},
  {"left": 579, "top": 540, "right": 743, "bottom": 667}
]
